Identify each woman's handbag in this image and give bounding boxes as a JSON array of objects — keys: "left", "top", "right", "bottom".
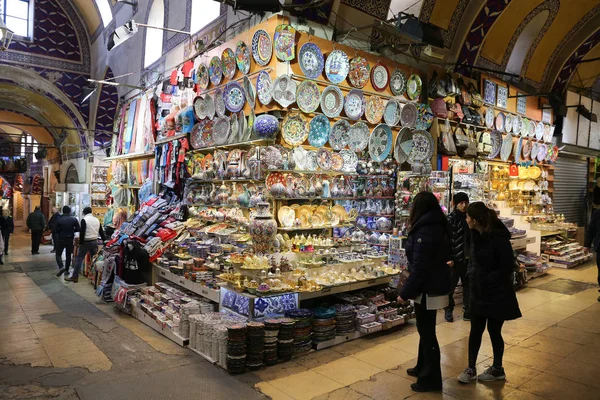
[
  {"left": 469, "top": 83, "right": 484, "bottom": 108},
  {"left": 460, "top": 126, "right": 478, "bottom": 158},
  {"left": 428, "top": 71, "right": 447, "bottom": 99},
  {"left": 458, "top": 78, "right": 471, "bottom": 106},
  {"left": 438, "top": 119, "right": 457, "bottom": 155},
  {"left": 454, "top": 126, "right": 470, "bottom": 148}
]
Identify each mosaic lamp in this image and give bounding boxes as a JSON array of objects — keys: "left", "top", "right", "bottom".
[{"left": 0, "top": 19, "right": 13, "bottom": 51}]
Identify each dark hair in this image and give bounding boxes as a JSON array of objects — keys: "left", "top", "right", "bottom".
[
  {"left": 409, "top": 191, "right": 446, "bottom": 229},
  {"left": 62, "top": 205, "right": 71, "bottom": 215},
  {"left": 466, "top": 202, "right": 498, "bottom": 232},
  {"left": 83, "top": 207, "right": 92, "bottom": 215}
]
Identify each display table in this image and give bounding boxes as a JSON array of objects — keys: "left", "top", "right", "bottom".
[{"left": 131, "top": 302, "right": 189, "bottom": 346}]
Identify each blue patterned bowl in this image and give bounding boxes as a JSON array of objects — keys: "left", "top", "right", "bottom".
[{"left": 254, "top": 114, "right": 279, "bottom": 138}]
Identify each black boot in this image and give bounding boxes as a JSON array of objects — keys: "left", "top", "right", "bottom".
[
  {"left": 445, "top": 309, "right": 454, "bottom": 322},
  {"left": 56, "top": 268, "right": 66, "bottom": 277}
]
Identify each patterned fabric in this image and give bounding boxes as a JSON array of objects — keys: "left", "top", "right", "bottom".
[
  {"left": 95, "top": 68, "right": 120, "bottom": 145},
  {"left": 448, "top": 209, "right": 470, "bottom": 263},
  {"left": 553, "top": 29, "right": 600, "bottom": 92},
  {"left": 341, "top": 0, "right": 391, "bottom": 19}
]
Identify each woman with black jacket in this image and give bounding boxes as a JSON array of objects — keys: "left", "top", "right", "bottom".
[
  {"left": 458, "top": 202, "right": 521, "bottom": 384},
  {"left": 399, "top": 191, "right": 451, "bottom": 393}
]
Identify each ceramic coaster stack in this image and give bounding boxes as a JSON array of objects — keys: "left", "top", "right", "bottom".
[
  {"left": 286, "top": 309, "right": 314, "bottom": 354},
  {"left": 334, "top": 304, "right": 357, "bottom": 334},
  {"left": 227, "top": 324, "right": 247, "bottom": 374},
  {"left": 246, "top": 322, "right": 265, "bottom": 370},
  {"left": 312, "top": 307, "right": 337, "bottom": 343},
  {"left": 277, "top": 318, "right": 295, "bottom": 361},
  {"left": 263, "top": 319, "right": 281, "bottom": 365}
]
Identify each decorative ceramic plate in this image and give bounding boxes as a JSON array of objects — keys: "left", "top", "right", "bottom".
[
  {"left": 394, "top": 127, "right": 412, "bottom": 164},
  {"left": 235, "top": 41, "right": 251, "bottom": 75},
  {"left": 406, "top": 74, "right": 422, "bottom": 100},
  {"left": 368, "top": 123, "right": 393, "bottom": 162},
  {"left": 415, "top": 103, "right": 434, "bottom": 130},
  {"left": 190, "top": 120, "right": 210, "bottom": 149},
  {"left": 383, "top": 100, "right": 400, "bottom": 126},
  {"left": 214, "top": 89, "right": 226, "bottom": 118},
  {"left": 209, "top": 56, "right": 222, "bottom": 86},
  {"left": 528, "top": 120, "right": 536, "bottom": 139},
  {"left": 204, "top": 94, "right": 216, "bottom": 119},
  {"left": 306, "top": 150, "right": 318, "bottom": 171},
  {"left": 500, "top": 133, "right": 513, "bottom": 161},
  {"left": 213, "top": 116, "right": 230, "bottom": 146},
  {"left": 488, "top": 130, "right": 502, "bottom": 159},
  {"left": 543, "top": 124, "right": 551, "bottom": 142},
  {"left": 266, "top": 171, "right": 286, "bottom": 188},
  {"left": 256, "top": 70, "right": 273, "bottom": 105},
  {"left": 230, "top": 113, "right": 239, "bottom": 144},
  {"left": 496, "top": 112, "right": 505, "bottom": 132},
  {"left": 254, "top": 114, "right": 278, "bottom": 138},
  {"left": 400, "top": 102, "right": 417, "bottom": 128},
  {"left": 237, "top": 110, "right": 246, "bottom": 143},
  {"left": 223, "top": 81, "right": 246, "bottom": 113},
  {"left": 299, "top": 42, "right": 324, "bottom": 79},
  {"left": 243, "top": 76, "right": 256, "bottom": 108},
  {"left": 505, "top": 114, "right": 513, "bottom": 134},
  {"left": 282, "top": 112, "right": 309, "bottom": 146},
  {"left": 329, "top": 119, "right": 351, "bottom": 150},
  {"left": 365, "top": 95, "right": 385, "bottom": 124},
  {"left": 348, "top": 121, "right": 369, "bottom": 152},
  {"left": 348, "top": 56, "right": 370, "bottom": 88},
  {"left": 521, "top": 118, "right": 529, "bottom": 137},
  {"left": 197, "top": 64, "right": 209, "bottom": 90},
  {"left": 251, "top": 29, "right": 272, "bottom": 66},
  {"left": 344, "top": 89, "right": 366, "bottom": 120},
  {"left": 408, "top": 130, "right": 434, "bottom": 164},
  {"left": 309, "top": 114, "right": 330, "bottom": 148},
  {"left": 485, "top": 107, "right": 494, "bottom": 128},
  {"left": 278, "top": 206, "right": 295, "bottom": 227},
  {"left": 390, "top": 69, "right": 407, "bottom": 96},
  {"left": 531, "top": 141, "right": 539, "bottom": 162},
  {"left": 534, "top": 121, "right": 543, "bottom": 141},
  {"left": 514, "top": 136, "right": 523, "bottom": 162},
  {"left": 325, "top": 50, "right": 349, "bottom": 84},
  {"left": 371, "top": 64, "right": 389, "bottom": 91},
  {"left": 320, "top": 85, "right": 344, "bottom": 118},
  {"left": 193, "top": 96, "right": 206, "bottom": 120},
  {"left": 551, "top": 145, "right": 559, "bottom": 162},
  {"left": 513, "top": 115, "right": 522, "bottom": 135},
  {"left": 297, "top": 80, "right": 321, "bottom": 113},
  {"left": 221, "top": 48, "right": 237, "bottom": 80},
  {"left": 274, "top": 24, "right": 296, "bottom": 62},
  {"left": 522, "top": 138, "right": 532, "bottom": 159},
  {"left": 537, "top": 143, "right": 548, "bottom": 162},
  {"left": 272, "top": 74, "right": 296, "bottom": 108},
  {"left": 340, "top": 149, "right": 358, "bottom": 172},
  {"left": 317, "top": 148, "right": 333, "bottom": 170},
  {"left": 331, "top": 152, "right": 344, "bottom": 171}
]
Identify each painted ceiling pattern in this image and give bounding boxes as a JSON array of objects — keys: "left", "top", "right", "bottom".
[{"left": 95, "top": 68, "right": 119, "bottom": 146}]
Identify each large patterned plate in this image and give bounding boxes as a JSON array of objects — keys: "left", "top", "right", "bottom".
[
  {"left": 193, "top": 96, "right": 206, "bottom": 120},
  {"left": 190, "top": 120, "right": 213, "bottom": 149},
  {"left": 514, "top": 136, "right": 523, "bottom": 163},
  {"left": 551, "top": 145, "right": 559, "bottom": 162},
  {"left": 348, "top": 56, "right": 370, "bottom": 88},
  {"left": 535, "top": 121, "right": 544, "bottom": 141},
  {"left": 365, "top": 95, "right": 385, "bottom": 124},
  {"left": 344, "top": 89, "right": 365, "bottom": 120},
  {"left": 488, "top": 130, "right": 502, "bottom": 159},
  {"left": 325, "top": 50, "right": 349, "bottom": 84},
  {"left": 274, "top": 24, "right": 296, "bottom": 61},
  {"left": 531, "top": 141, "right": 539, "bottom": 162},
  {"left": 368, "top": 123, "right": 392, "bottom": 162},
  {"left": 406, "top": 74, "right": 422, "bottom": 100},
  {"left": 235, "top": 41, "right": 251, "bottom": 75},
  {"left": 513, "top": 115, "right": 522, "bottom": 135},
  {"left": 243, "top": 76, "right": 256, "bottom": 108},
  {"left": 529, "top": 120, "right": 536, "bottom": 139},
  {"left": 496, "top": 112, "right": 505, "bottom": 132},
  {"left": 309, "top": 114, "right": 330, "bottom": 148},
  {"left": 244, "top": 109, "right": 255, "bottom": 141},
  {"left": 297, "top": 80, "right": 321, "bottom": 113},
  {"left": 390, "top": 69, "right": 407, "bottom": 96},
  {"left": 340, "top": 149, "right": 358, "bottom": 172},
  {"left": 394, "top": 127, "right": 412, "bottom": 164},
  {"left": 485, "top": 107, "right": 494, "bottom": 128},
  {"left": 213, "top": 116, "right": 230, "bottom": 146},
  {"left": 348, "top": 121, "right": 369, "bottom": 151},
  {"left": 331, "top": 152, "right": 344, "bottom": 171},
  {"left": 197, "top": 64, "right": 209, "bottom": 90},
  {"left": 272, "top": 74, "right": 296, "bottom": 108},
  {"left": 282, "top": 112, "right": 309, "bottom": 146},
  {"left": 251, "top": 29, "right": 272, "bottom": 66},
  {"left": 214, "top": 89, "right": 226, "bottom": 118},
  {"left": 221, "top": 48, "right": 236, "bottom": 80},
  {"left": 537, "top": 143, "right": 548, "bottom": 162},
  {"left": 522, "top": 138, "right": 531, "bottom": 159},
  {"left": 306, "top": 150, "right": 318, "bottom": 171},
  {"left": 299, "top": 42, "right": 324, "bottom": 79},
  {"left": 320, "top": 85, "right": 344, "bottom": 118},
  {"left": 500, "top": 133, "right": 513, "bottom": 161},
  {"left": 223, "top": 81, "right": 246, "bottom": 113},
  {"left": 400, "top": 102, "right": 417, "bottom": 128},
  {"left": 415, "top": 103, "right": 434, "bottom": 130},
  {"left": 204, "top": 94, "right": 216, "bottom": 119},
  {"left": 543, "top": 124, "right": 551, "bottom": 142},
  {"left": 209, "top": 56, "right": 222, "bottom": 86},
  {"left": 383, "top": 100, "right": 401, "bottom": 126},
  {"left": 329, "top": 120, "right": 350, "bottom": 150},
  {"left": 317, "top": 148, "right": 333, "bottom": 170},
  {"left": 505, "top": 114, "right": 513, "bottom": 134},
  {"left": 236, "top": 110, "right": 246, "bottom": 144},
  {"left": 230, "top": 113, "right": 239, "bottom": 144},
  {"left": 521, "top": 118, "right": 529, "bottom": 137},
  {"left": 371, "top": 64, "right": 389, "bottom": 91},
  {"left": 256, "top": 70, "right": 273, "bottom": 105},
  {"left": 408, "top": 130, "right": 434, "bottom": 164}
]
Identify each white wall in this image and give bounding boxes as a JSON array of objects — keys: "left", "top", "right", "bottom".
[{"left": 563, "top": 90, "right": 600, "bottom": 150}]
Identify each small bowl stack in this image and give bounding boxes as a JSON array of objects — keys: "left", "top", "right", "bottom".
[
  {"left": 312, "top": 307, "right": 337, "bottom": 343},
  {"left": 277, "top": 318, "right": 295, "bottom": 361},
  {"left": 285, "top": 309, "right": 314, "bottom": 355},
  {"left": 226, "top": 325, "right": 247, "bottom": 374},
  {"left": 334, "top": 304, "right": 357, "bottom": 335},
  {"left": 246, "top": 322, "right": 265, "bottom": 370},
  {"left": 263, "top": 319, "right": 281, "bottom": 366}
]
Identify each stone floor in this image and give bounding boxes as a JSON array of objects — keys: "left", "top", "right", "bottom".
[{"left": 1, "top": 231, "right": 600, "bottom": 400}]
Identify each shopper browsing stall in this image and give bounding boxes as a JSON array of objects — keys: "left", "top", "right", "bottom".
[
  {"left": 584, "top": 208, "right": 600, "bottom": 301},
  {"left": 458, "top": 202, "right": 521, "bottom": 384},
  {"left": 55, "top": 206, "right": 80, "bottom": 278},
  {"left": 399, "top": 191, "right": 451, "bottom": 393},
  {"left": 65, "top": 207, "right": 105, "bottom": 283},
  {"left": 0, "top": 208, "right": 13, "bottom": 255}
]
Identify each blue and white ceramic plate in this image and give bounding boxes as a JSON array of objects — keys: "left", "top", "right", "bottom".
[
  {"left": 408, "top": 130, "right": 433, "bottom": 164},
  {"left": 299, "top": 42, "right": 324, "bottom": 79},
  {"left": 320, "top": 85, "right": 344, "bottom": 118},
  {"left": 223, "top": 81, "right": 246, "bottom": 113},
  {"left": 256, "top": 70, "right": 273, "bottom": 105},
  {"left": 325, "top": 50, "right": 349, "bottom": 84},
  {"left": 308, "top": 114, "right": 330, "bottom": 148},
  {"left": 368, "top": 123, "right": 392, "bottom": 162},
  {"left": 251, "top": 29, "right": 272, "bottom": 66},
  {"left": 329, "top": 119, "right": 350, "bottom": 150},
  {"left": 344, "top": 89, "right": 365, "bottom": 120},
  {"left": 488, "top": 130, "right": 502, "bottom": 159},
  {"left": 383, "top": 99, "right": 400, "bottom": 126},
  {"left": 348, "top": 121, "right": 369, "bottom": 152}
]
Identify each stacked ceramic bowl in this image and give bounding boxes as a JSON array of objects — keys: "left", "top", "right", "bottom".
[
  {"left": 334, "top": 304, "right": 357, "bottom": 335},
  {"left": 312, "top": 307, "right": 337, "bottom": 343},
  {"left": 226, "top": 325, "right": 247, "bottom": 373},
  {"left": 246, "top": 322, "right": 265, "bottom": 370},
  {"left": 286, "top": 309, "right": 314, "bottom": 355},
  {"left": 277, "top": 318, "right": 295, "bottom": 361},
  {"left": 263, "top": 319, "right": 280, "bottom": 366}
]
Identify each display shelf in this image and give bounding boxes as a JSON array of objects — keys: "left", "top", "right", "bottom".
[
  {"left": 188, "top": 178, "right": 264, "bottom": 184},
  {"left": 131, "top": 303, "right": 188, "bottom": 346},
  {"left": 314, "top": 317, "right": 409, "bottom": 350},
  {"left": 188, "top": 138, "right": 274, "bottom": 153},
  {"left": 105, "top": 151, "right": 155, "bottom": 161},
  {"left": 188, "top": 203, "right": 254, "bottom": 210},
  {"left": 154, "top": 133, "right": 188, "bottom": 145},
  {"left": 277, "top": 225, "right": 351, "bottom": 231},
  {"left": 271, "top": 197, "right": 338, "bottom": 201},
  {"left": 269, "top": 169, "right": 358, "bottom": 176},
  {"left": 358, "top": 214, "right": 394, "bottom": 217},
  {"left": 511, "top": 236, "right": 536, "bottom": 251},
  {"left": 540, "top": 230, "right": 565, "bottom": 237},
  {"left": 154, "top": 265, "right": 221, "bottom": 302},
  {"left": 298, "top": 275, "right": 395, "bottom": 300}
]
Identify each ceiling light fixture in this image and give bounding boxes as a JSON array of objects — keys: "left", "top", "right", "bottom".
[
  {"left": 81, "top": 83, "right": 98, "bottom": 103},
  {"left": 87, "top": 78, "right": 145, "bottom": 90},
  {"left": 107, "top": 20, "right": 191, "bottom": 51}
]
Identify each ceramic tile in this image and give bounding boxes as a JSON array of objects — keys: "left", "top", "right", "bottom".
[
  {"left": 537, "top": 326, "right": 598, "bottom": 345},
  {"left": 519, "top": 373, "right": 600, "bottom": 400},
  {"left": 502, "top": 347, "right": 563, "bottom": 371},
  {"left": 350, "top": 371, "right": 415, "bottom": 400},
  {"left": 312, "top": 355, "right": 383, "bottom": 386},
  {"left": 565, "top": 344, "right": 600, "bottom": 367},
  {"left": 517, "top": 335, "right": 582, "bottom": 357},
  {"left": 546, "top": 358, "right": 600, "bottom": 389},
  {"left": 268, "top": 370, "right": 344, "bottom": 400},
  {"left": 254, "top": 382, "right": 295, "bottom": 400},
  {"left": 352, "top": 344, "right": 416, "bottom": 370}
]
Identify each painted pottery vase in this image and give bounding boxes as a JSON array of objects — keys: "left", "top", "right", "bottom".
[
  {"left": 249, "top": 202, "right": 278, "bottom": 254},
  {"left": 254, "top": 114, "right": 279, "bottom": 138},
  {"left": 237, "top": 184, "right": 251, "bottom": 208}
]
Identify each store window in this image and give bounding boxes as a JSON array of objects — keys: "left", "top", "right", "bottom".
[
  {"left": 144, "top": 0, "right": 164, "bottom": 68},
  {"left": 190, "top": 0, "right": 220, "bottom": 35},
  {"left": 95, "top": 0, "right": 112, "bottom": 28},
  {"left": 20, "top": 133, "right": 38, "bottom": 163},
  {"left": 0, "top": 0, "right": 34, "bottom": 39}
]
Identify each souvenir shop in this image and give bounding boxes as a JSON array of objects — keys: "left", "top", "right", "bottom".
[{"left": 92, "top": 14, "right": 591, "bottom": 373}]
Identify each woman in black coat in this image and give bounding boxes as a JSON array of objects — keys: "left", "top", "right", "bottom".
[
  {"left": 399, "top": 191, "right": 451, "bottom": 393},
  {"left": 458, "top": 202, "right": 521, "bottom": 384}
]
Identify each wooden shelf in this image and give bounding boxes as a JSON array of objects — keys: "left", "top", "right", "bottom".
[
  {"left": 105, "top": 151, "right": 154, "bottom": 161},
  {"left": 154, "top": 133, "right": 187, "bottom": 145},
  {"left": 188, "top": 138, "right": 273, "bottom": 153}
]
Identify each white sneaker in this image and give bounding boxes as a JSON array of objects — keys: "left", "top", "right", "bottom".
[{"left": 458, "top": 367, "right": 477, "bottom": 384}]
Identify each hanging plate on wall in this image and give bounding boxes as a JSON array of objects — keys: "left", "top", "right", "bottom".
[
  {"left": 390, "top": 69, "right": 407, "bottom": 96},
  {"left": 298, "top": 42, "right": 324, "bottom": 79},
  {"left": 204, "top": 94, "right": 215, "bottom": 120},
  {"left": 488, "top": 130, "right": 502, "bottom": 159},
  {"left": 329, "top": 119, "right": 351, "bottom": 150},
  {"left": 500, "top": 133, "right": 513, "bottom": 161},
  {"left": 383, "top": 100, "right": 400, "bottom": 126},
  {"left": 406, "top": 74, "right": 422, "bottom": 100},
  {"left": 208, "top": 56, "right": 223, "bottom": 86},
  {"left": 320, "top": 85, "right": 344, "bottom": 118},
  {"left": 344, "top": 89, "right": 365, "bottom": 120},
  {"left": 296, "top": 80, "right": 321, "bottom": 113},
  {"left": 273, "top": 24, "right": 296, "bottom": 62},
  {"left": 221, "top": 48, "right": 237, "bottom": 80},
  {"left": 415, "top": 103, "right": 434, "bottom": 131},
  {"left": 485, "top": 107, "right": 494, "bottom": 128},
  {"left": 197, "top": 64, "right": 209, "bottom": 90},
  {"left": 348, "top": 56, "right": 370, "bottom": 88},
  {"left": 213, "top": 116, "right": 230, "bottom": 146},
  {"left": 251, "top": 29, "right": 273, "bottom": 67},
  {"left": 504, "top": 114, "right": 513, "bottom": 134},
  {"left": 522, "top": 138, "right": 532, "bottom": 159},
  {"left": 371, "top": 64, "right": 389, "bottom": 91},
  {"left": 214, "top": 88, "right": 226, "bottom": 118},
  {"left": 308, "top": 114, "right": 330, "bottom": 148},
  {"left": 243, "top": 76, "right": 256, "bottom": 108},
  {"left": 223, "top": 81, "right": 246, "bottom": 113},
  {"left": 408, "top": 130, "right": 434, "bottom": 165},
  {"left": 282, "top": 112, "right": 309, "bottom": 146},
  {"left": 368, "top": 123, "right": 393, "bottom": 162},
  {"left": 400, "top": 102, "right": 417, "bottom": 128},
  {"left": 325, "top": 49, "right": 350, "bottom": 84},
  {"left": 235, "top": 41, "right": 251, "bottom": 75},
  {"left": 193, "top": 96, "right": 206, "bottom": 120},
  {"left": 365, "top": 95, "right": 385, "bottom": 124},
  {"left": 256, "top": 70, "right": 273, "bottom": 106},
  {"left": 348, "top": 121, "right": 370, "bottom": 152},
  {"left": 272, "top": 74, "right": 296, "bottom": 108},
  {"left": 394, "top": 127, "right": 412, "bottom": 164}
]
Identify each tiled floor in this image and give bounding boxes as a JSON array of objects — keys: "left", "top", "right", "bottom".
[{"left": 1, "top": 231, "right": 599, "bottom": 400}]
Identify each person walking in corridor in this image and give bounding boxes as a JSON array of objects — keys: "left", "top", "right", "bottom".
[
  {"left": 26, "top": 206, "right": 46, "bottom": 254},
  {"left": 66, "top": 207, "right": 105, "bottom": 283},
  {"left": 0, "top": 208, "right": 14, "bottom": 255},
  {"left": 458, "top": 202, "right": 521, "bottom": 384},
  {"left": 48, "top": 207, "right": 61, "bottom": 253},
  {"left": 584, "top": 207, "right": 600, "bottom": 302},
  {"left": 399, "top": 191, "right": 451, "bottom": 393},
  {"left": 55, "top": 206, "right": 80, "bottom": 277}
]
